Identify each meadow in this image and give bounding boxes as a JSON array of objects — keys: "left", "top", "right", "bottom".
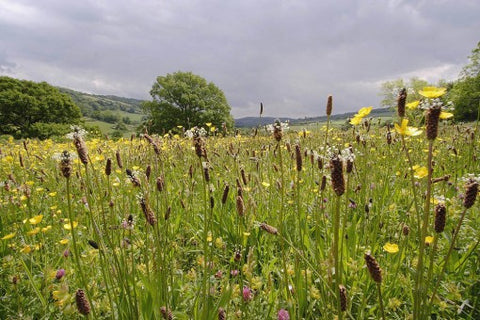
[{"left": 0, "top": 93, "right": 479, "bottom": 319}]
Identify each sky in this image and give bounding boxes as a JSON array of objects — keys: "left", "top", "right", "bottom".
[{"left": 1, "top": 0, "right": 479, "bottom": 118}]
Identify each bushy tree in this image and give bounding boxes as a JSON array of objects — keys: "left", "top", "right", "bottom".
[
  {"left": 450, "top": 42, "right": 480, "bottom": 121},
  {"left": 143, "top": 71, "right": 234, "bottom": 133},
  {"left": 0, "top": 76, "right": 82, "bottom": 138},
  {"left": 379, "top": 77, "right": 429, "bottom": 108}
]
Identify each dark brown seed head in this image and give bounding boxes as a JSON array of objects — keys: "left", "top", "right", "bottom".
[
  {"left": 320, "top": 175, "right": 327, "bottom": 191},
  {"left": 364, "top": 252, "right": 382, "bottom": 283},
  {"left": 260, "top": 102, "right": 264, "bottom": 116},
  {"left": 88, "top": 240, "right": 99, "bottom": 249},
  {"left": 218, "top": 307, "right": 226, "bottom": 320},
  {"left": 115, "top": 150, "right": 123, "bottom": 168},
  {"left": 330, "top": 155, "right": 345, "bottom": 196},
  {"left": 222, "top": 184, "right": 229, "bottom": 204},
  {"left": 386, "top": 131, "right": 392, "bottom": 145},
  {"left": 194, "top": 136, "right": 207, "bottom": 158},
  {"left": 402, "top": 224, "right": 410, "bottom": 236},
  {"left": 397, "top": 88, "right": 407, "bottom": 118},
  {"left": 463, "top": 179, "right": 478, "bottom": 209},
  {"left": 156, "top": 175, "right": 165, "bottom": 192},
  {"left": 139, "top": 197, "right": 157, "bottom": 226},
  {"left": 326, "top": 95, "right": 333, "bottom": 116},
  {"left": 339, "top": 284, "right": 347, "bottom": 311},
  {"left": 295, "top": 144, "right": 302, "bottom": 172},
  {"left": 74, "top": 136, "right": 89, "bottom": 165},
  {"left": 203, "top": 166, "right": 210, "bottom": 183},
  {"left": 236, "top": 195, "right": 245, "bottom": 217},
  {"left": 241, "top": 168, "right": 248, "bottom": 185},
  {"left": 59, "top": 151, "right": 73, "bottom": 179},
  {"left": 75, "top": 289, "right": 91, "bottom": 316},
  {"left": 434, "top": 203, "right": 446, "bottom": 233},
  {"left": 346, "top": 160, "right": 353, "bottom": 174},
  {"left": 260, "top": 222, "right": 278, "bottom": 235},
  {"left": 165, "top": 206, "right": 171, "bottom": 220},
  {"left": 145, "top": 165, "right": 151, "bottom": 180},
  {"left": 273, "top": 120, "right": 283, "bottom": 142},
  {"left": 105, "top": 158, "right": 112, "bottom": 176},
  {"left": 426, "top": 105, "right": 441, "bottom": 140}
]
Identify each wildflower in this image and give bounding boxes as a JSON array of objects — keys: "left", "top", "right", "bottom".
[
  {"left": 1, "top": 232, "right": 16, "bottom": 240},
  {"left": 383, "top": 242, "right": 399, "bottom": 253},
  {"left": 426, "top": 105, "right": 441, "bottom": 140},
  {"left": 418, "top": 87, "right": 447, "bottom": 99},
  {"left": 56, "top": 269, "right": 66, "bottom": 280},
  {"left": 394, "top": 119, "right": 422, "bottom": 136},
  {"left": 261, "top": 181, "right": 270, "bottom": 188},
  {"left": 260, "top": 222, "right": 278, "bottom": 235},
  {"left": 29, "top": 214, "right": 43, "bottom": 225},
  {"left": 463, "top": 179, "right": 478, "bottom": 209},
  {"left": 406, "top": 100, "right": 420, "bottom": 110},
  {"left": 434, "top": 203, "right": 446, "bottom": 233},
  {"left": 330, "top": 154, "right": 345, "bottom": 196},
  {"left": 218, "top": 307, "right": 227, "bottom": 320},
  {"left": 413, "top": 166, "right": 428, "bottom": 179},
  {"left": 75, "top": 289, "right": 91, "bottom": 315},
  {"left": 350, "top": 106, "right": 372, "bottom": 125},
  {"left": 278, "top": 309, "right": 290, "bottom": 320},
  {"left": 242, "top": 286, "right": 252, "bottom": 302},
  {"left": 326, "top": 95, "right": 333, "bottom": 116},
  {"left": 425, "top": 236, "right": 434, "bottom": 245},
  {"left": 59, "top": 238, "right": 69, "bottom": 245},
  {"left": 27, "top": 227, "right": 41, "bottom": 236},
  {"left": 440, "top": 112, "right": 453, "bottom": 119},
  {"left": 20, "top": 245, "right": 32, "bottom": 254},
  {"left": 397, "top": 88, "right": 407, "bottom": 118},
  {"left": 63, "top": 221, "right": 78, "bottom": 230},
  {"left": 339, "top": 285, "right": 347, "bottom": 311},
  {"left": 365, "top": 252, "right": 382, "bottom": 283},
  {"left": 160, "top": 306, "right": 173, "bottom": 320}
]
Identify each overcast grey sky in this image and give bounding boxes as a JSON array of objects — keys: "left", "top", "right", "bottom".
[{"left": 1, "top": 0, "right": 479, "bottom": 118}]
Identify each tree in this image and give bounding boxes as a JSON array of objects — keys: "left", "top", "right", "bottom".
[
  {"left": 0, "top": 76, "right": 82, "bottom": 138},
  {"left": 143, "top": 71, "right": 234, "bottom": 133},
  {"left": 450, "top": 42, "right": 480, "bottom": 121},
  {"left": 379, "top": 77, "right": 429, "bottom": 108}
]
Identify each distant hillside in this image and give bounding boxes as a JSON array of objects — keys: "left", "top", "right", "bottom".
[
  {"left": 58, "top": 87, "right": 146, "bottom": 125},
  {"left": 234, "top": 107, "right": 394, "bottom": 127}
]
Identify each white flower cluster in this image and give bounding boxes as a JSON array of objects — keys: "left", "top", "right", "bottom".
[
  {"left": 461, "top": 173, "right": 480, "bottom": 183},
  {"left": 265, "top": 121, "right": 289, "bottom": 133},
  {"left": 185, "top": 126, "right": 207, "bottom": 138},
  {"left": 340, "top": 147, "right": 356, "bottom": 162},
  {"left": 65, "top": 125, "right": 87, "bottom": 140}
]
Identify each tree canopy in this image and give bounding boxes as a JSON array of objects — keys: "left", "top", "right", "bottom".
[
  {"left": 379, "top": 77, "right": 430, "bottom": 108},
  {"left": 0, "top": 76, "right": 82, "bottom": 138},
  {"left": 142, "top": 71, "right": 234, "bottom": 133},
  {"left": 450, "top": 41, "right": 480, "bottom": 121}
]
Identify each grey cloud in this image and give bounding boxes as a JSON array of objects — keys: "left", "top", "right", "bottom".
[{"left": 1, "top": 0, "right": 479, "bottom": 118}]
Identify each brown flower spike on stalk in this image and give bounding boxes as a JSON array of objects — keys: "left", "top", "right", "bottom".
[
  {"left": 330, "top": 154, "right": 345, "bottom": 196},
  {"left": 139, "top": 197, "right": 157, "bottom": 226},
  {"left": 425, "top": 105, "right": 441, "bottom": 140},
  {"left": 365, "top": 252, "right": 382, "bottom": 283},
  {"left": 260, "top": 222, "right": 278, "bottom": 235},
  {"left": 74, "top": 136, "right": 89, "bottom": 165},
  {"left": 59, "top": 151, "right": 73, "bottom": 179},
  {"left": 434, "top": 203, "right": 446, "bottom": 233},
  {"left": 75, "top": 289, "right": 91, "bottom": 316},
  {"left": 339, "top": 285, "right": 347, "bottom": 311},
  {"left": 273, "top": 120, "right": 283, "bottom": 141},
  {"left": 463, "top": 179, "right": 478, "bottom": 209},
  {"left": 326, "top": 95, "right": 333, "bottom": 116},
  {"left": 397, "top": 88, "right": 407, "bottom": 118}
]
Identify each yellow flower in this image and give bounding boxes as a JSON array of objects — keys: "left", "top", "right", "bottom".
[
  {"left": 20, "top": 245, "right": 32, "bottom": 253},
  {"left": 406, "top": 100, "right": 420, "bottom": 109},
  {"left": 414, "top": 166, "right": 428, "bottom": 179},
  {"left": 419, "top": 87, "right": 447, "bottom": 99},
  {"left": 1, "top": 232, "right": 16, "bottom": 240},
  {"left": 48, "top": 192, "right": 57, "bottom": 197},
  {"left": 383, "top": 242, "right": 399, "bottom": 253},
  {"left": 63, "top": 221, "right": 78, "bottom": 230},
  {"left": 41, "top": 225, "right": 52, "bottom": 233},
  {"left": 425, "top": 236, "right": 434, "bottom": 245},
  {"left": 59, "top": 238, "right": 69, "bottom": 245},
  {"left": 29, "top": 214, "right": 43, "bottom": 225},
  {"left": 440, "top": 112, "right": 453, "bottom": 119},
  {"left": 27, "top": 227, "right": 41, "bottom": 236},
  {"left": 206, "top": 123, "right": 212, "bottom": 127},
  {"left": 394, "top": 119, "right": 422, "bottom": 136},
  {"left": 357, "top": 106, "right": 373, "bottom": 117},
  {"left": 349, "top": 115, "right": 363, "bottom": 125},
  {"left": 261, "top": 182, "right": 270, "bottom": 188}
]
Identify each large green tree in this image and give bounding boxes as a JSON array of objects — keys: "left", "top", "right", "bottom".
[
  {"left": 143, "top": 71, "right": 234, "bottom": 133},
  {"left": 450, "top": 41, "right": 480, "bottom": 121},
  {"left": 0, "top": 76, "right": 82, "bottom": 138}
]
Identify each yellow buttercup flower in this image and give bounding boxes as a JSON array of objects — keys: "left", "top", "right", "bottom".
[
  {"left": 419, "top": 87, "right": 446, "bottom": 99},
  {"left": 1, "top": 232, "right": 16, "bottom": 240},
  {"left": 357, "top": 106, "right": 373, "bottom": 117},
  {"left": 29, "top": 214, "right": 43, "bottom": 225},
  {"left": 350, "top": 116, "right": 363, "bottom": 125},
  {"left": 20, "top": 245, "right": 32, "bottom": 253},
  {"left": 27, "top": 227, "right": 41, "bottom": 236},
  {"left": 261, "top": 182, "right": 270, "bottom": 187},
  {"left": 63, "top": 221, "right": 78, "bottom": 230},
  {"left": 383, "top": 242, "right": 399, "bottom": 253},
  {"left": 440, "top": 112, "right": 453, "bottom": 120},
  {"left": 414, "top": 166, "right": 428, "bottom": 179},
  {"left": 394, "top": 119, "right": 422, "bottom": 136},
  {"left": 425, "top": 236, "right": 434, "bottom": 245},
  {"left": 406, "top": 100, "right": 420, "bottom": 110}
]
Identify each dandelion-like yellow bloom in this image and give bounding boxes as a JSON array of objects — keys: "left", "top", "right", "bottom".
[
  {"left": 394, "top": 119, "right": 422, "bottom": 136},
  {"left": 419, "top": 87, "right": 447, "bottom": 99},
  {"left": 59, "top": 238, "right": 69, "bottom": 244},
  {"left": 383, "top": 242, "right": 399, "bottom": 253},
  {"left": 406, "top": 100, "right": 420, "bottom": 110},
  {"left": 261, "top": 182, "right": 270, "bottom": 187},
  {"left": 27, "top": 227, "right": 41, "bottom": 236},
  {"left": 20, "top": 245, "right": 32, "bottom": 253},
  {"left": 1, "top": 232, "right": 16, "bottom": 240},
  {"left": 63, "top": 221, "right": 78, "bottom": 230},
  {"left": 414, "top": 166, "right": 428, "bottom": 179},
  {"left": 440, "top": 112, "right": 453, "bottom": 120},
  {"left": 425, "top": 236, "right": 434, "bottom": 244},
  {"left": 349, "top": 106, "right": 373, "bottom": 125},
  {"left": 29, "top": 214, "right": 43, "bottom": 225}
]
